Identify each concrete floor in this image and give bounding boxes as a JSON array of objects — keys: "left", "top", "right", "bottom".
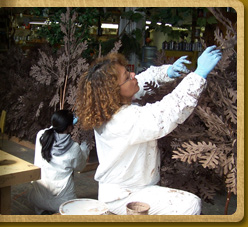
[{"left": 1, "top": 136, "right": 237, "bottom": 215}]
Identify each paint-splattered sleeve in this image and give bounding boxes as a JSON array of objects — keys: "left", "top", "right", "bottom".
[
  {"left": 133, "top": 65, "right": 173, "bottom": 100},
  {"left": 118, "top": 72, "right": 207, "bottom": 144}
]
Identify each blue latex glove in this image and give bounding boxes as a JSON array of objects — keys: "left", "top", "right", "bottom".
[
  {"left": 194, "top": 45, "right": 222, "bottom": 79},
  {"left": 73, "top": 115, "right": 78, "bottom": 125},
  {"left": 167, "top": 56, "right": 191, "bottom": 78}
]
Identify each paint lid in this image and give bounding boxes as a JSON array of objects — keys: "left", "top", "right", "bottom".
[{"left": 59, "top": 198, "right": 109, "bottom": 215}]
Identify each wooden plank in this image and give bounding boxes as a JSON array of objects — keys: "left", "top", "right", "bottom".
[
  {"left": 6, "top": 135, "right": 35, "bottom": 150},
  {"left": 0, "top": 150, "right": 40, "bottom": 188},
  {"left": 11, "top": 193, "right": 36, "bottom": 215},
  {"left": 80, "top": 162, "right": 98, "bottom": 173}
]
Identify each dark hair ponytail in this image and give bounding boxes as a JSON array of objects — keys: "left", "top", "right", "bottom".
[
  {"left": 40, "top": 110, "right": 73, "bottom": 162},
  {"left": 40, "top": 128, "right": 54, "bottom": 162}
]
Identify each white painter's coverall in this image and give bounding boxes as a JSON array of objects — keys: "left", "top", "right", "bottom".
[
  {"left": 94, "top": 65, "right": 206, "bottom": 215},
  {"left": 28, "top": 129, "right": 90, "bottom": 214}
]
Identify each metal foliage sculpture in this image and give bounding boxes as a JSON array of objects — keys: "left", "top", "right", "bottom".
[{"left": 136, "top": 8, "right": 237, "bottom": 214}]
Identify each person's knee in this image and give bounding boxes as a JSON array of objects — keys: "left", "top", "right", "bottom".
[{"left": 190, "top": 196, "right": 202, "bottom": 215}]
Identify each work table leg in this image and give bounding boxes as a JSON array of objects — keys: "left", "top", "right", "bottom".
[{"left": 0, "top": 186, "right": 11, "bottom": 215}]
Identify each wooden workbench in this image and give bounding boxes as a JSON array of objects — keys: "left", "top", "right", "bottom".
[{"left": 0, "top": 150, "right": 41, "bottom": 215}]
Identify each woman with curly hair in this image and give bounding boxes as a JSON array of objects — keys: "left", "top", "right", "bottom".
[{"left": 76, "top": 45, "right": 221, "bottom": 215}]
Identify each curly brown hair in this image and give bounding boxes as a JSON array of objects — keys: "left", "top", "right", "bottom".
[{"left": 76, "top": 53, "right": 129, "bottom": 130}]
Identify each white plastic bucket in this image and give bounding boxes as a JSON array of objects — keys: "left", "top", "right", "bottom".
[{"left": 59, "top": 198, "right": 109, "bottom": 215}]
